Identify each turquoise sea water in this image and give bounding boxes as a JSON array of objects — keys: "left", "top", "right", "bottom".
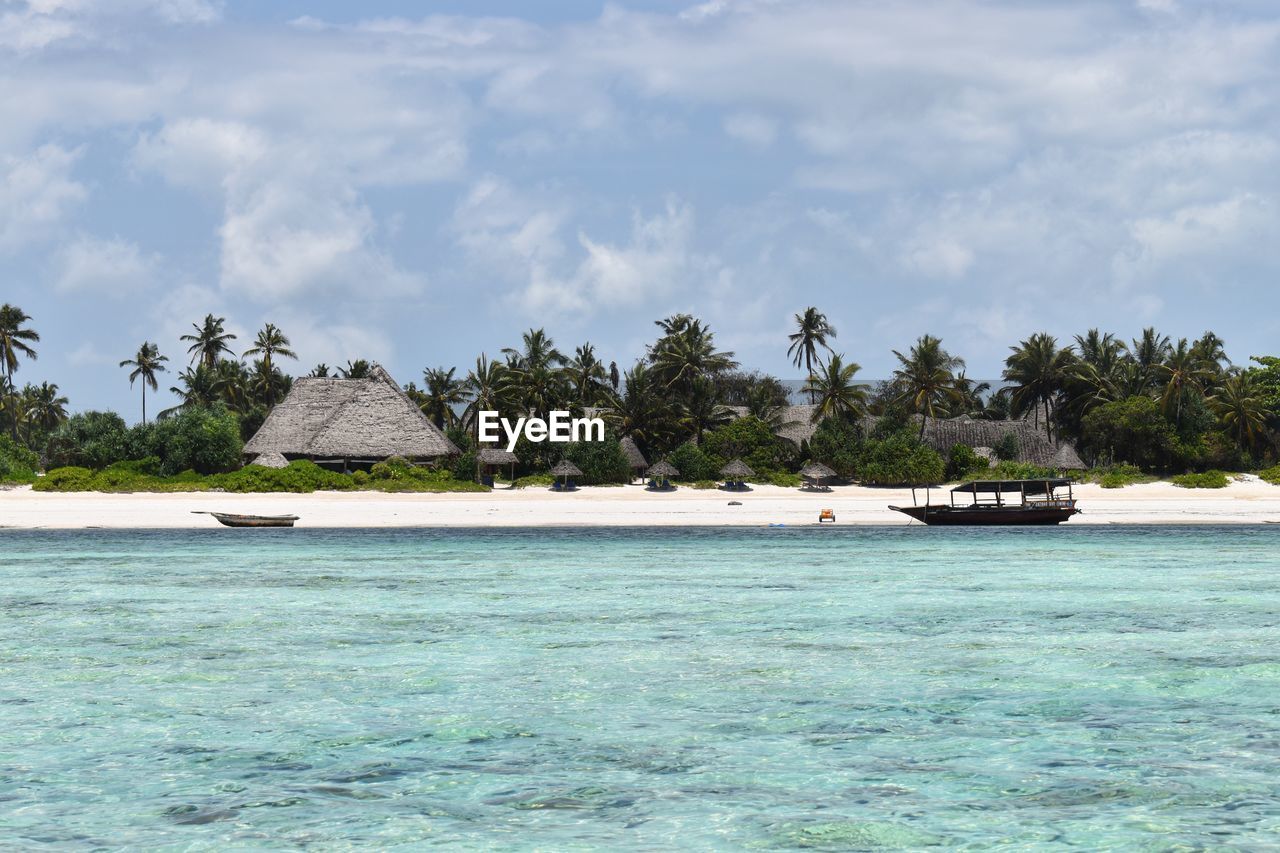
[{"left": 2, "top": 526, "right": 1279, "bottom": 849}]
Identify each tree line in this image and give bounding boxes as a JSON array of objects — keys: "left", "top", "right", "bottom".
[{"left": 2, "top": 300, "right": 1278, "bottom": 481}]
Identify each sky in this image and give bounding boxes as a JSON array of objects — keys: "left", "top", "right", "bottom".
[{"left": 2, "top": 0, "right": 1279, "bottom": 418}]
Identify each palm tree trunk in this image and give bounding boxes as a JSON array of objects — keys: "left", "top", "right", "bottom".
[
  {"left": 6, "top": 365, "right": 14, "bottom": 442},
  {"left": 142, "top": 384, "right": 147, "bottom": 425}
]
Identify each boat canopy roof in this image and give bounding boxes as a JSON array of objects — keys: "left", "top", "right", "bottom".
[{"left": 951, "top": 478, "right": 1073, "bottom": 495}]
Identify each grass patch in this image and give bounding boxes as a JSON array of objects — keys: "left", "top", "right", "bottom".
[
  {"left": 32, "top": 458, "right": 488, "bottom": 494},
  {"left": 509, "top": 473, "right": 555, "bottom": 489},
  {"left": 1089, "top": 464, "right": 1157, "bottom": 489},
  {"left": 1169, "top": 470, "right": 1232, "bottom": 489},
  {"left": 1257, "top": 465, "right": 1280, "bottom": 486}
]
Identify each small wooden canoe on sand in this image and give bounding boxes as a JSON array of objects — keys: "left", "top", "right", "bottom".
[{"left": 193, "top": 511, "right": 300, "bottom": 528}]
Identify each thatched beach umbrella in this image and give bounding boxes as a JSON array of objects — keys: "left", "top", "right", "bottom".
[
  {"left": 799, "top": 461, "right": 836, "bottom": 490},
  {"left": 620, "top": 436, "right": 648, "bottom": 481},
  {"left": 720, "top": 458, "right": 754, "bottom": 490},
  {"left": 646, "top": 460, "right": 679, "bottom": 490},
  {"left": 477, "top": 447, "right": 519, "bottom": 486},
  {"left": 550, "top": 459, "right": 583, "bottom": 490}
]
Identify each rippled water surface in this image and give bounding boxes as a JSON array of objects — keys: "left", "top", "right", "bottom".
[{"left": 2, "top": 526, "right": 1280, "bottom": 849}]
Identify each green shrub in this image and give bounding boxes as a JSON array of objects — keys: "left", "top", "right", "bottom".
[
  {"left": 560, "top": 435, "right": 630, "bottom": 485},
  {"left": 511, "top": 473, "right": 554, "bottom": 489},
  {"left": 351, "top": 469, "right": 370, "bottom": 486},
  {"left": 767, "top": 471, "right": 802, "bottom": 487},
  {"left": 993, "top": 433, "right": 1019, "bottom": 461},
  {"left": 1170, "top": 470, "right": 1231, "bottom": 489},
  {"left": 1258, "top": 465, "right": 1280, "bottom": 486},
  {"left": 666, "top": 442, "right": 717, "bottom": 482},
  {"left": 33, "top": 466, "right": 96, "bottom": 491},
  {"left": 45, "top": 411, "right": 130, "bottom": 470},
  {"left": 135, "top": 405, "right": 243, "bottom": 475},
  {"left": 808, "top": 416, "right": 863, "bottom": 479},
  {"left": 701, "top": 416, "right": 795, "bottom": 477},
  {"left": 453, "top": 449, "right": 477, "bottom": 482},
  {"left": 946, "top": 444, "right": 986, "bottom": 481},
  {"left": 1091, "top": 464, "right": 1153, "bottom": 489},
  {"left": 209, "top": 460, "right": 354, "bottom": 493},
  {"left": 0, "top": 435, "right": 39, "bottom": 482},
  {"left": 685, "top": 479, "right": 718, "bottom": 489},
  {"left": 855, "top": 434, "right": 945, "bottom": 486}
]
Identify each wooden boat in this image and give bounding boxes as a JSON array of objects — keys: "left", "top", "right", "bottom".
[
  {"left": 889, "top": 479, "right": 1079, "bottom": 526},
  {"left": 193, "top": 511, "right": 300, "bottom": 528}
]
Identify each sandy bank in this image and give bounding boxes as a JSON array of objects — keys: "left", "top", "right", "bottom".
[{"left": 3, "top": 479, "right": 1280, "bottom": 529}]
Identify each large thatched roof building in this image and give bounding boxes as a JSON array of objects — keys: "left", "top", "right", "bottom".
[
  {"left": 741, "top": 405, "right": 1085, "bottom": 470},
  {"left": 243, "top": 364, "right": 459, "bottom": 469}
]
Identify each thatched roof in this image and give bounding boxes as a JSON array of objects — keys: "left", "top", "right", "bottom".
[
  {"left": 620, "top": 436, "right": 648, "bottom": 469},
  {"left": 766, "top": 406, "right": 1085, "bottom": 470},
  {"left": 800, "top": 461, "right": 836, "bottom": 480},
  {"left": 551, "top": 459, "right": 583, "bottom": 477},
  {"left": 647, "top": 460, "right": 679, "bottom": 478},
  {"left": 477, "top": 448, "right": 519, "bottom": 466},
  {"left": 918, "top": 416, "right": 1086, "bottom": 469},
  {"left": 251, "top": 450, "right": 289, "bottom": 469},
  {"left": 244, "top": 364, "right": 459, "bottom": 462},
  {"left": 720, "top": 459, "right": 754, "bottom": 479}
]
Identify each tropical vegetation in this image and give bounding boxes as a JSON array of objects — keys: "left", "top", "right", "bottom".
[{"left": 4, "top": 299, "right": 1280, "bottom": 491}]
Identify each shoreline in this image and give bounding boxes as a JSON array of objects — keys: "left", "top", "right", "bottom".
[{"left": 3, "top": 480, "right": 1280, "bottom": 529}]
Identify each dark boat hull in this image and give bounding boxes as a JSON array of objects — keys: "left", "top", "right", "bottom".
[
  {"left": 204, "top": 512, "right": 299, "bottom": 528},
  {"left": 888, "top": 504, "right": 1078, "bottom": 526}
]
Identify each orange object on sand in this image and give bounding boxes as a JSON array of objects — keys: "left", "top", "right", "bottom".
[{"left": 819, "top": 508, "right": 835, "bottom": 523}]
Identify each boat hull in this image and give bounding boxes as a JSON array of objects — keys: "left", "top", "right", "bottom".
[
  {"left": 207, "top": 512, "right": 299, "bottom": 528},
  {"left": 888, "top": 504, "right": 1078, "bottom": 526}
]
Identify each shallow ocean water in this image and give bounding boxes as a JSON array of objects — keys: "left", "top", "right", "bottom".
[{"left": 2, "top": 525, "right": 1279, "bottom": 849}]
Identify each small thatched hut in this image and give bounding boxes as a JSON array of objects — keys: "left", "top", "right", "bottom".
[
  {"left": 720, "top": 459, "right": 754, "bottom": 490},
  {"left": 646, "top": 460, "right": 679, "bottom": 491},
  {"left": 477, "top": 447, "right": 519, "bottom": 486},
  {"left": 243, "top": 364, "right": 459, "bottom": 470},
  {"left": 550, "top": 459, "right": 583, "bottom": 491},
  {"left": 800, "top": 461, "right": 836, "bottom": 490},
  {"left": 620, "top": 436, "right": 648, "bottom": 481}
]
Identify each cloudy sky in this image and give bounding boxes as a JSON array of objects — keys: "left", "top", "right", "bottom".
[{"left": 3, "top": 0, "right": 1279, "bottom": 416}]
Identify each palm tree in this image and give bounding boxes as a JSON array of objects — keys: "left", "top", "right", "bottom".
[
  {"left": 606, "top": 362, "right": 679, "bottom": 451},
  {"left": 1212, "top": 373, "right": 1268, "bottom": 455},
  {"left": 119, "top": 341, "right": 169, "bottom": 424},
  {"left": 565, "top": 343, "right": 609, "bottom": 406},
  {"left": 0, "top": 304, "right": 39, "bottom": 441},
  {"left": 247, "top": 359, "right": 290, "bottom": 410},
  {"left": 242, "top": 323, "right": 297, "bottom": 406},
  {"left": 681, "top": 375, "right": 733, "bottom": 443},
  {"left": 1003, "top": 333, "right": 1075, "bottom": 437},
  {"left": 463, "top": 355, "right": 509, "bottom": 437},
  {"left": 338, "top": 359, "right": 371, "bottom": 379},
  {"left": 891, "top": 334, "right": 965, "bottom": 439},
  {"left": 787, "top": 307, "right": 837, "bottom": 403},
  {"left": 803, "top": 354, "right": 868, "bottom": 423},
  {"left": 421, "top": 366, "right": 471, "bottom": 429},
  {"left": 1158, "top": 338, "right": 1211, "bottom": 429},
  {"left": 1074, "top": 329, "right": 1127, "bottom": 376},
  {"left": 309, "top": 363, "right": 330, "bottom": 378},
  {"left": 502, "top": 328, "right": 565, "bottom": 373},
  {"left": 24, "top": 382, "right": 68, "bottom": 433},
  {"left": 180, "top": 314, "right": 237, "bottom": 369},
  {"left": 952, "top": 372, "right": 992, "bottom": 417},
  {"left": 1130, "top": 326, "right": 1172, "bottom": 393},
  {"left": 609, "top": 360, "right": 620, "bottom": 392},
  {"left": 648, "top": 315, "right": 737, "bottom": 393},
  {"left": 163, "top": 363, "right": 225, "bottom": 415}
]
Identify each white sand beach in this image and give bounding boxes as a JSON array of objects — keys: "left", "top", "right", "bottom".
[{"left": 2, "top": 478, "right": 1280, "bottom": 528}]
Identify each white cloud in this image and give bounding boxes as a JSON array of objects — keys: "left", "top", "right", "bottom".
[
  {"left": 0, "top": 143, "right": 86, "bottom": 252},
  {"left": 54, "top": 234, "right": 159, "bottom": 295},
  {"left": 723, "top": 112, "right": 777, "bottom": 148}
]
